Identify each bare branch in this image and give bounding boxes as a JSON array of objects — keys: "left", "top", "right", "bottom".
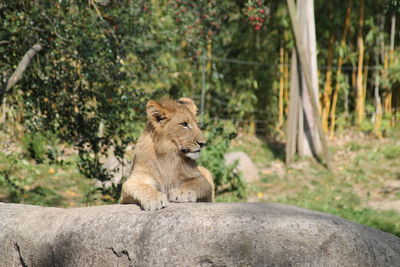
[
  {"left": 89, "top": 0, "right": 119, "bottom": 45},
  {"left": 0, "top": 43, "right": 43, "bottom": 97},
  {"left": 42, "top": 12, "right": 70, "bottom": 42}
]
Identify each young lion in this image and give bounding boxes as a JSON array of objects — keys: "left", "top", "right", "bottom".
[{"left": 120, "top": 97, "right": 214, "bottom": 211}]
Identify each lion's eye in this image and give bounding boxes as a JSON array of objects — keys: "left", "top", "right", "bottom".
[{"left": 180, "top": 122, "right": 189, "bottom": 128}]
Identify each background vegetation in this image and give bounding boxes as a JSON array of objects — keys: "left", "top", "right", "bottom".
[{"left": 0, "top": 0, "right": 399, "bottom": 237}]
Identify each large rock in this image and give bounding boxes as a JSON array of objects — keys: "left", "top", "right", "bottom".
[
  {"left": 224, "top": 151, "right": 260, "bottom": 182},
  {"left": 99, "top": 157, "right": 132, "bottom": 188},
  {"left": 1, "top": 202, "right": 399, "bottom": 266}
]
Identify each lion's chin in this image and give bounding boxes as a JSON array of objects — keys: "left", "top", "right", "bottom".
[{"left": 185, "top": 152, "right": 200, "bottom": 161}]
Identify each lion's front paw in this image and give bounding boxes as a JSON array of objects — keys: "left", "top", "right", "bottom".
[
  {"left": 169, "top": 188, "right": 197, "bottom": 203},
  {"left": 140, "top": 193, "right": 168, "bottom": 211}
]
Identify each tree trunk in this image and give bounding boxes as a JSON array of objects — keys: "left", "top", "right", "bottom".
[
  {"left": 286, "top": 51, "right": 301, "bottom": 165},
  {"left": 286, "top": 0, "right": 332, "bottom": 169},
  {"left": 297, "top": 0, "right": 322, "bottom": 157},
  {"left": 390, "top": 14, "right": 396, "bottom": 65},
  {"left": 329, "top": 0, "right": 352, "bottom": 137},
  {"left": 356, "top": 0, "right": 365, "bottom": 126},
  {"left": 0, "top": 43, "right": 43, "bottom": 99}
]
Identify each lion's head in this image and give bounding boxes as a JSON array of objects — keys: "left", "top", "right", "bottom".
[{"left": 146, "top": 97, "right": 206, "bottom": 160}]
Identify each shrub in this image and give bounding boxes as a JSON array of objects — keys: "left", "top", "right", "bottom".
[
  {"left": 198, "top": 120, "right": 246, "bottom": 200},
  {"left": 0, "top": 153, "right": 64, "bottom": 206}
]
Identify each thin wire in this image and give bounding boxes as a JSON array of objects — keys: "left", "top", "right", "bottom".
[{"left": 178, "top": 56, "right": 394, "bottom": 70}]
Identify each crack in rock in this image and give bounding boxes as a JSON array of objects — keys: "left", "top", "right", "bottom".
[
  {"left": 199, "top": 258, "right": 216, "bottom": 267},
  {"left": 14, "top": 243, "right": 27, "bottom": 267},
  {"left": 108, "top": 247, "right": 132, "bottom": 262}
]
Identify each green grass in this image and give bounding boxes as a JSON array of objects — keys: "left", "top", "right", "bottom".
[
  {"left": 237, "top": 131, "right": 400, "bottom": 237},
  {"left": 347, "top": 141, "right": 372, "bottom": 152},
  {"left": 0, "top": 152, "right": 91, "bottom": 207},
  {"left": 280, "top": 186, "right": 400, "bottom": 237},
  {"left": 383, "top": 146, "right": 400, "bottom": 160}
]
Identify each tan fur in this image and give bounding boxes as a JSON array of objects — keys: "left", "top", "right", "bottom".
[{"left": 120, "top": 97, "right": 214, "bottom": 210}]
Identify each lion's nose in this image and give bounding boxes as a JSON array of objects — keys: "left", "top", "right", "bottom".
[{"left": 197, "top": 140, "right": 206, "bottom": 148}]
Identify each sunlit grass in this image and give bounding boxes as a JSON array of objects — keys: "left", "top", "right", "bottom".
[
  {"left": 0, "top": 152, "right": 91, "bottom": 207},
  {"left": 238, "top": 131, "right": 400, "bottom": 237}
]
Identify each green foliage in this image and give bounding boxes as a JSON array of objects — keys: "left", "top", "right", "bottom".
[
  {"left": 171, "top": 0, "right": 225, "bottom": 54},
  {"left": 382, "top": 146, "right": 400, "bottom": 159},
  {"left": 22, "top": 131, "right": 64, "bottom": 165},
  {"left": 198, "top": 120, "right": 246, "bottom": 200},
  {"left": 387, "top": 51, "right": 400, "bottom": 87},
  {"left": 0, "top": 155, "right": 26, "bottom": 200},
  {"left": 1, "top": 0, "right": 160, "bottom": 202},
  {"left": 0, "top": 153, "right": 64, "bottom": 206},
  {"left": 22, "top": 132, "right": 48, "bottom": 164},
  {"left": 243, "top": 0, "right": 270, "bottom": 31},
  {"left": 2, "top": 0, "right": 400, "bottom": 211},
  {"left": 1, "top": 0, "right": 274, "bottom": 202},
  {"left": 360, "top": 121, "right": 374, "bottom": 133}
]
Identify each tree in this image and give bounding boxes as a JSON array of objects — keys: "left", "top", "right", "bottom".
[
  {"left": 0, "top": 0, "right": 163, "bottom": 202},
  {"left": 286, "top": 0, "right": 331, "bottom": 169}
]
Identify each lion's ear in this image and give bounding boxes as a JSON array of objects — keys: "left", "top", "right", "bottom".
[
  {"left": 146, "top": 100, "right": 169, "bottom": 123},
  {"left": 178, "top": 97, "right": 198, "bottom": 115}
]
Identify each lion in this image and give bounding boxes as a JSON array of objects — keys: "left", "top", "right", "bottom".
[{"left": 120, "top": 97, "right": 214, "bottom": 211}]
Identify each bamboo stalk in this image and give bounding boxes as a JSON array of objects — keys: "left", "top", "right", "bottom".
[
  {"left": 374, "top": 53, "right": 383, "bottom": 138},
  {"left": 388, "top": 14, "right": 394, "bottom": 123},
  {"left": 383, "top": 53, "right": 390, "bottom": 113},
  {"left": 284, "top": 48, "right": 290, "bottom": 116},
  {"left": 362, "top": 55, "right": 369, "bottom": 116},
  {"left": 277, "top": 47, "right": 285, "bottom": 135},
  {"left": 322, "top": 34, "right": 335, "bottom": 133},
  {"left": 356, "top": 0, "right": 365, "bottom": 126},
  {"left": 329, "top": 0, "right": 352, "bottom": 138}
]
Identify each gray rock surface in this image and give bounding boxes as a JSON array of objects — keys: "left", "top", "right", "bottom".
[
  {"left": 99, "top": 157, "right": 132, "bottom": 188},
  {"left": 224, "top": 151, "right": 260, "bottom": 182},
  {"left": 1, "top": 202, "right": 400, "bottom": 267}
]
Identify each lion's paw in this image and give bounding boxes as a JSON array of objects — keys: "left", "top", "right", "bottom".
[
  {"left": 169, "top": 188, "right": 197, "bottom": 203},
  {"left": 140, "top": 193, "right": 168, "bottom": 211}
]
